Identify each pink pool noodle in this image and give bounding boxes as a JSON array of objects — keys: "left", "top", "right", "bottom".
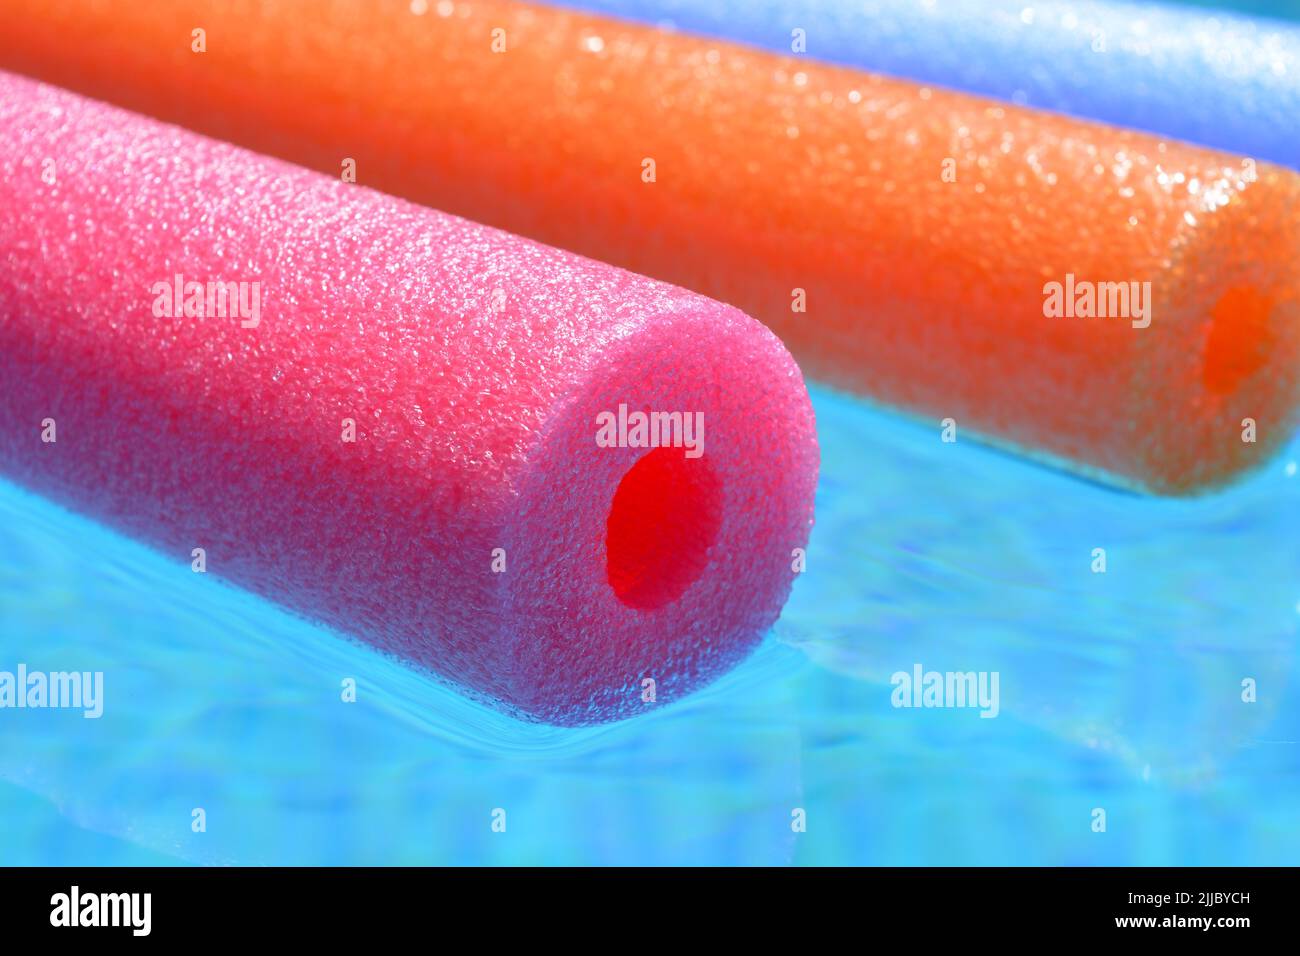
[{"left": 0, "top": 72, "right": 819, "bottom": 725}]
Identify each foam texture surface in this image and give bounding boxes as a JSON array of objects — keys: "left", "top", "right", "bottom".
[
  {"left": 0, "top": 71, "right": 819, "bottom": 725},
  {"left": 1, "top": 0, "right": 1298, "bottom": 492},
  {"left": 546, "top": 0, "right": 1300, "bottom": 170}
]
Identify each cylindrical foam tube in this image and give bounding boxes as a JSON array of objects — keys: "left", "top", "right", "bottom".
[
  {"left": 541, "top": 0, "right": 1300, "bottom": 170},
  {"left": 2, "top": 1, "right": 1299, "bottom": 493},
  {"left": 0, "top": 71, "right": 820, "bottom": 725}
]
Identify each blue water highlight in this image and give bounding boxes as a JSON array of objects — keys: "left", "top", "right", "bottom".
[{"left": 1, "top": 385, "right": 1297, "bottom": 865}]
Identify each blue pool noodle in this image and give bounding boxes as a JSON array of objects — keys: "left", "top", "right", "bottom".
[{"left": 548, "top": 0, "right": 1300, "bottom": 169}]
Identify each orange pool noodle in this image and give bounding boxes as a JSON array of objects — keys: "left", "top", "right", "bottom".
[{"left": 4, "top": 0, "right": 1298, "bottom": 494}]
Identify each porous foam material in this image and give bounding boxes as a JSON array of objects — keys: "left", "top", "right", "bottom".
[
  {"left": 0, "top": 72, "right": 819, "bottom": 725},
  {"left": 544, "top": 0, "right": 1300, "bottom": 170},
  {"left": 2, "top": 1, "right": 1298, "bottom": 493}
]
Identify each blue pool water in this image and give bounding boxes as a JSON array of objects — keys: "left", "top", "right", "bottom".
[
  {"left": 1, "top": 384, "right": 1297, "bottom": 865},
  {"left": 1180, "top": 1, "right": 1300, "bottom": 16}
]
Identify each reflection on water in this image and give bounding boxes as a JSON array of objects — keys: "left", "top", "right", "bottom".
[{"left": 1, "top": 385, "right": 1297, "bottom": 864}]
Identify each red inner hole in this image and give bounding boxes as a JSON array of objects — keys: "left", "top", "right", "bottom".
[
  {"left": 1204, "top": 285, "right": 1274, "bottom": 397},
  {"left": 605, "top": 447, "right": 721, "bottom": 610}
]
